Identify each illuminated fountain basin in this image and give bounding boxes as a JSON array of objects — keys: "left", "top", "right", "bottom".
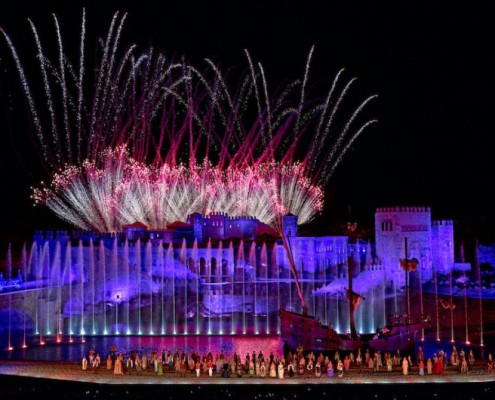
[{"left": 2, "top": 236, "right": 340, "bottom": 348}]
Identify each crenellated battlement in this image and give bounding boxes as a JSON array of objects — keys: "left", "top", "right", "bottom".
[
  {"left": 375, "top": 205, "right": 454, "bottom": 282},
  {"left": 203, "top": 212, "right": 227, "bottom": 219},
  {"left": 432, "top": 220, "right": 454, "bottom": 226},
  {"left": 376, "top": 206, "right": 432, "bottom": 213},
  {"left": 375, "top": 206, "right": 431, "bottom": 213},
  {"left": 226, "top": 216, "right": 257, "bottom": 221}
]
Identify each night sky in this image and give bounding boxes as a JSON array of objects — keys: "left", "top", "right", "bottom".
[{"left": 0, "top": 0, "right": 494, "bottom": 251}]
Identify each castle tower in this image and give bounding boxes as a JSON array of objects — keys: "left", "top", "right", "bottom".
[
  {"left": 431, "top": 220, "right": 454, "bottom": 275},
  {"left": 187, "top": 213, "right": 203, "bottom": 243},
  {"left": 202, "top": 212, "right": 227, "bottom": 240},
  {"left": 282, "top": 214, "right": 298, "bottom": 238},
  {"left": 375, "top": 206, "right": 432, "bottom": 285}
]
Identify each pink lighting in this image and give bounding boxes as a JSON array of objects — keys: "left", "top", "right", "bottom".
[{"left": 1, "top": 11, "right": 375, "bottom": 234}]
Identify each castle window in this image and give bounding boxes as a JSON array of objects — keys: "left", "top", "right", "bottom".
[{"left": 381, "top": 220, "right": 393, "bottom": 232}]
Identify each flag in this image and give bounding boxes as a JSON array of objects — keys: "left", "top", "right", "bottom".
[
  {"left": 400, "top": 258, "right": 419, "bottom": 272},
  {"left": 346, "top": 288, "right": 366, "bottom": 313}
]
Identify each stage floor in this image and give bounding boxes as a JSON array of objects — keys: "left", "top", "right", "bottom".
[{"left": 1, "top": 360, "right": 494, "bottom": 385}]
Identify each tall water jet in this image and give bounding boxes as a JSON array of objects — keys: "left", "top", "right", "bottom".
[
  {"left": 23, "top": 243, "right": 35, "bottom": 348},
  {"left": 322, "top": 257, "right": 328, "bottom": 326},
  {"left": 191, "top": 239, "right": 200, "bottom": 335},
  {"left": 217, "top": 241, "right": 224, "bottom": 334},
  {"left": 135, "top": 239, "right": 141, "bottom": 334},
  {"left": 77, "top": 240, "right": 85, "bottom": 338},
  {"left": 180, "top": 238, "right": 187, "bottom": 334},
  {"left": 249, "top": 241, "right": 257, "bottom": 334},
  {"left": 192, "top": 239, "right": 199, "bottom": 334},
  {"left": 157, "top": 240, "right": 164, "bottom": 334},
  {"left": 237, "top": 240, "right": 245, "bottom": 334},
  {"left": 36, "top": 242, "right": 49, "bottom": 343},
  {"left": 99, "top": 240, "right": 107, "bottom": 334},
  {"left": 166, "top": 242, "right": 175, "bottom": 334},
  {"left": 88, "top": 239, "right": 95, "bottom": 334},
  {"left": 64, "top": 242, "right": 73, "bottom": 341},
  {"left": 145, "top": 240, "right": 153, "bottom": 334},
  {"left": 227, "top": 241, "right": 235, "bottom": 334},
  {"left": 123, "top": 239, "right": 130, "bottom": 334},
  {"left": 49, "top": 240, "right": 59, "bottom": 342},
  {"left": 260, "top": 242, "right": 268, "bottom": 333},
  {"left": 206, "top": 238, "right": 212, "bottom": 334},
  {"left": 112, "top": 238, "right": 119, "bottom": 334},
  {"left": 271, "top": 245, "right": 280, "bottom": 334}
]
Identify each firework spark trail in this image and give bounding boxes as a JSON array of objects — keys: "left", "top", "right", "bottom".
[
  {"left": 89, "top": 12, "right": 120, "bottom": 156},
  {"left": 32, "top": 147, "right": 324, "bottom": 231},
  {"left": 321, "top": 94, "right": 378, "bottom": 181},
  {"left": 4, "top": 11, "right": 377, "bottom": 232},
  {"left": 77, "top": 9, "right": 86, "bottom": 163},
  {"left": 0, "top": 27, "right": 46, "bottom": 159},
  {"left": 28, "top": 19, "right": 60, "bottom": 164},
  {"left": 53, "top": 14, "right": 72, "bottom": 164},
  {"left": 307, "top": 68, "right": 345, "bottom": 176}
]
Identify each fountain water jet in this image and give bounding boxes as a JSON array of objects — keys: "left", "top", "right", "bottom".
[
  {"left": 206, "top": 238, "right": 211, "bottom": 334},
  {"left": 238, "top": 240, "right": 246, "bottom": 334},
  {"left": 99, "top": 241, "right": 107, "bottom": 334},
  {"left": 136, "top": 239, "right": 141, "bottom": 335},
  {"left": 158, "top": 240, "right": 164, "bottom": 334},
  {"left": 228, "top": 241, "right": 235, "bottom": 334},
  {"left": 260, "top": 242, "right": 268, "bottom": 334},
  {"left": 166, "top": 242, "right": 175, "bottom": 334},
  {"left": 217, "top": 241, "right": 224, "bottom": 334},
  {"left": 77, "top": 240, "right": 85, "bottom": 338},
  {"left": 180, "top": 238, "right": 187, "bottom": 334},
  {"left": 192, "top": 239, "right": 199, "bottom": 334},
  {"left": 64, "top": 242, "right": 73, "bottom": 341},
  {"left": 123, "top": 239, "right": 130, "bottom": 334},
  {"left": 145, "top": 240, "right": 153, "bottom": 334},
  {"left": 249, "top": 241, "right": 257, "bottom": 334}
]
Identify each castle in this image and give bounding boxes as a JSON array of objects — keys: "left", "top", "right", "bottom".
[
  {"left": 2, "top": 206, "right": 458, "bottom": 337},
  {"left": 375, "top": 206, "right": 455, "bottom": 284},
  {"left": 31, "top": 207, "right": 457, "bottom": 291}
]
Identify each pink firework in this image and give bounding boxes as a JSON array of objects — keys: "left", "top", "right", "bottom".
[
  {"left": 3, "top": 11, "right": 377, "bottom": 232},
  {"left": 32, "top": 147, "right": 323, "bottom": 232}
]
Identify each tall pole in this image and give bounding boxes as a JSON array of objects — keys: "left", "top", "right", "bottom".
[
  {"left": 282, "top": 232, "right": 308, "bottom": 316},
  {"left": 347, "top": 222, "right": 357, "bottom": 340},
  {"left": 405, "top": 237, "right": 410, "bottom": 319}
]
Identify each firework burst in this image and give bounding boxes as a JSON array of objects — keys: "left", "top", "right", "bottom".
[{"left": 2, "top": 11, "right": 377, "bottom": 232}]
